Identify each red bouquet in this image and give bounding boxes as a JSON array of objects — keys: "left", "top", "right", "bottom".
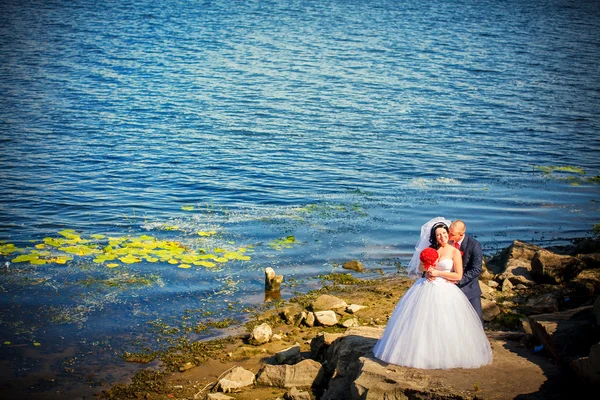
[{"left": 420, "top": 247, "right": 439, "bottom": 271}]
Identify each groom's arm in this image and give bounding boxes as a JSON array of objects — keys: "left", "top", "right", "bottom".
[{"left": 458, "top": 241, "right": 483, "bottom": 286}]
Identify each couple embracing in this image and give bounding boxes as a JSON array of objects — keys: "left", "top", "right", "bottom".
[{"left": 372, "top": 217, "right": 492, "bottom": 370}]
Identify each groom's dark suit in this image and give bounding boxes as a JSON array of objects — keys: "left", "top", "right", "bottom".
[{"left": 456, "top": 235, "right": 483, "bottom": 322}]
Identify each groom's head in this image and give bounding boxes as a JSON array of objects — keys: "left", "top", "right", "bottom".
[{"left": 449, "top": 220, "right": 466, "bottom": 243}]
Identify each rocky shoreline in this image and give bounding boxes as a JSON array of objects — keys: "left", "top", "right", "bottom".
[{"left": 97, "top": 237, "right": 600, "bottom": 400}]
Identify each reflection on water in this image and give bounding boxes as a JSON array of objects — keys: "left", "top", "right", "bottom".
[{"left": 264, "top": 290, "right": 283, "bottom": 303}]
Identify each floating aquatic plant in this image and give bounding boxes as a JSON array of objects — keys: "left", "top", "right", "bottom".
[
  {"left": 296, "top": 202, "right": 366, "bottom": 218},
  {"left": 0, "top": 243, "right": 24, "bottom": 255},
  {"left": 193, "top": 260, "right": 216, "bottom": 268},
  {"left": 533, "top": 165, "right": 600, "bottom": 186},
  {"left": 409, "top": 177, "right": 460, "bottom": 189},
  {"left": 536, "top": 165, "right": 585, "bottom": 175},
  {"left": 268, "top": 235, "right": 298, "bottom": 251},
  {"left": 3, "top": 229, "right": 254, "bottom": 270}
]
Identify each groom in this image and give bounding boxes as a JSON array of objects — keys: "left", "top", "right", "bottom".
[{"left": 449, "top": 220, "right": 484, "bottom": 323}]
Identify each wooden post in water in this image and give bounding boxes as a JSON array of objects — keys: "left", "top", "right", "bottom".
[{"left": 264, "top": 267, "right": 283, "bottom": 302}]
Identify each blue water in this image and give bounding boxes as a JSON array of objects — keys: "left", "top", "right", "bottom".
[{"left": 1, "top": 0, "right": 599, "bottom": 397}]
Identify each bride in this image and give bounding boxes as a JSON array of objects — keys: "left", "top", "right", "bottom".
[{"left": 372, "top": 217, "right": 493, "bottom": 369}]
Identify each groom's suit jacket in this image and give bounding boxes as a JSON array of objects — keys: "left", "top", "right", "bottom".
[{"left": 457, "top": 235, "right": 483, "bottom": 300}]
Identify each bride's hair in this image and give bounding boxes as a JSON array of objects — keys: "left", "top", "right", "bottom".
[{"left": 429, "top": 222, "right": 449, "bottom": 249}]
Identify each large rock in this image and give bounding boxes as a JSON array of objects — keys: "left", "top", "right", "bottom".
[
  {"left": 486, "top": 240, "right": 539, "bottom": 283},
  {"left": 250, "top": 323, "right": 272, "bottom": 345},
  {"left": 215, "top": 366, "right": 256, "bottom": 393},
  {"left": 321, "top": 327, "right": 383, "bottom": 400},
  {"left": 313, "top": 310, "right": 338, "bottom": 326},
  {"left": 530, "top": 250, "right": 585, "bottom": 284},
  {"left": 275, "top": 344, "right": 303, "bottom": 365},
  {"left": 351, "top": 357, "right": 444, "bottom": 399},
  {"left": 319, "top": 326, "right": 566, "bottom": 400},
  {"left": 304, "top": 311, "right": 315, "bottom": 327},
  {"left": 501, "top": 278, "right": 514, "bottom": 292},
  {"left": 311, "top": 294, "right": 348, "bottom": 312},
  {"left": 479, "top": 281, "right": 496, "bottom": 300},
  {"left": 310, "top": 332, "right": 344, "bottom": 360},
  {"left": 480, "top": 262, "right": 495, "bottom": 282},
  {"left": 280, "top": 304, "right": 305, "bottom": 325},
  {"left": 528, "top": 305, "right": 597, "bottom": 362},
  {"left": 570, "top": 342, "right": 600, "bottom": 385},
  {"left": 256, "top": 359, "right": 324, "bottom": 389},
  {"left": 482, "top": 298, "right": 501, "bottom": 322},
  {"left": 342, "top": 260, "right": 364, "bottom": 272},
  {"left": 570, "top": 268, "right": 600, "bottom": 299},
  {"left": 521, "top": 292, "right": 561, "bottom": 315},
  {"left": 283, "top": 386, "right": 313, "bottom": 400}
]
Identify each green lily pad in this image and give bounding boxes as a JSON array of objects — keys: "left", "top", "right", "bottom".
[
  {"left": 119, "top": 255, "right": 140, "bottom": 264},
  {"left": 54, "top": 256, "right": 72, "bottom": 264},
  {"left": 193, "top": 260, "right": 216, "bottom": 268},
  {"left": 0, "top": 243, "right": 20, "bottom": 255},
  {"left": 12, "top": 254, "right": 39, "bottom": 263}
]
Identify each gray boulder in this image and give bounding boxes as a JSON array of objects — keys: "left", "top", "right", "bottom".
[
  {"left": 311, "top": 294, "right": 348, "bottom": 312},
  {"left": 256, "top": 359, "right": 324, "bottom": 389},
  {"left": 528, "top": 305, "right": 597, "bottom": 362},
  {"left": 215, "top": 366, "right": 256, "bottom": 393}
]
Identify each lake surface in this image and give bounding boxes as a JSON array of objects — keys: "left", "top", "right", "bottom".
[{"left": 1, "top": 0, "right": 599, "bottom": 398}]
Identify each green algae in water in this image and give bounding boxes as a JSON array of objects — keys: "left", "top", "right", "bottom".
[
  {"left": 99, "top": 370, "right": 170, "bottom": 399},
  {"left": 78, "top": 273, "right": 159, "bottom": 289},
  {"left": 318, "top": 272, "right": 365, "bottom": 285},
  {"left": 268, "top": 235, "right": 298, "bottom": 251},
  {"left": 533, "top": 165, "right": 600, "bottom": 185},
  {"left": 536, "top": 165, "right": 585, "bottom": 175},
  {"left": 121, "top": 351, "right": 160, "bottom": 364}
]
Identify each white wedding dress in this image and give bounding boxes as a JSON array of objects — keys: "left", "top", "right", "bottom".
[{"left": 373, "top": 258, "right": 493, "bottom": 369}]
